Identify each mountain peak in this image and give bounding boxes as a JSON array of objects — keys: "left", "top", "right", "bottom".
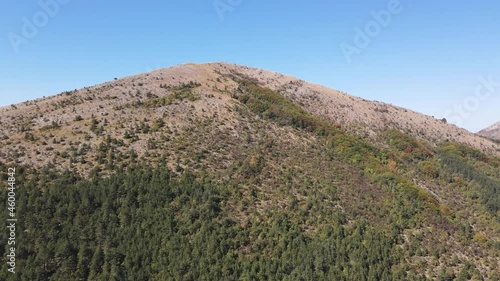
[
  {"left": 2, "top": 62, "right": 500, "bottom": 279},
  {"left": 478, "top": 121, "right": 500, "bottom": 141},
  {"left": 1, "top": 62, "right": 498, "bottom": 163}
]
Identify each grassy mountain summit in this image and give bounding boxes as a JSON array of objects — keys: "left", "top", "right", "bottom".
[{"left": 0, "top": 63, "right": 499, "bottom": 280}]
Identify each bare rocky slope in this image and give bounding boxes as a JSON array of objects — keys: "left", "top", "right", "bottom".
[
  {"left": 478, "top": 121, "right": 500, "bottom": 141},
  {"left": 1, "top": 62, "right": 498, "bottom": 172}
]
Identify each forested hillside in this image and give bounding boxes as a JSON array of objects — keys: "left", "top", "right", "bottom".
[
  {"left": 0, "top": 63, "right": 499, "bottom": 280},
  {"left": 0, "top": 163, "right": 411, "bottom": 280}
]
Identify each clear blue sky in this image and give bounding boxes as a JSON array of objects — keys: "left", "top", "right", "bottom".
[{"left": 1, "top": 0, "right": 499, "bottom": 132}]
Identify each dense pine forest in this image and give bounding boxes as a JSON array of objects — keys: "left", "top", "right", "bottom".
[
  {"left": 1, "top": 137, "right": 498, "bottom": 280},
  {"left": 0, "top": 163, "right": 408, "bottom": 280}
]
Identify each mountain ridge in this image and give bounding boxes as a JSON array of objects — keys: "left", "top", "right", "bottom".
[
  {"left": 1, "top": 62, "right": 499, "bottom": 279},
  {"left": 478, "top": 121, "right": 500, "bottom": 141},
  {"left": 1, "top": 62, "right": 498, "bottom": 168}
]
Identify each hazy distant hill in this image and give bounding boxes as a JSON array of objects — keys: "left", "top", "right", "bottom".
[
  {"left": 0, "top": 63, "right": 499, "bottom": 280},
  {"left": 478, "top": 121, "right": 500, "bottom": 141}
]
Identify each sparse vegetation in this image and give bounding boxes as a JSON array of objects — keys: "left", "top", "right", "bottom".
[
  {"left": 145, "top": 81, "right": 201, "bottom": 108},
  {"left": 234, "top": 79, "right": 338, "bottom": 136},
  {"left": 0, "top": 64, "right": 499, "bottom": 280}
]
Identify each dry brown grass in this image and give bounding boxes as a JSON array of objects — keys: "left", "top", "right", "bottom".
[{"left": 0, "top": 62, "right": 498, "bottom": 173}]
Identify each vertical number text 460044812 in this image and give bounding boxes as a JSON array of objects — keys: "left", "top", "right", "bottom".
[{"left": 6, "top": 168, "right": 17, "bottom": 274}]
